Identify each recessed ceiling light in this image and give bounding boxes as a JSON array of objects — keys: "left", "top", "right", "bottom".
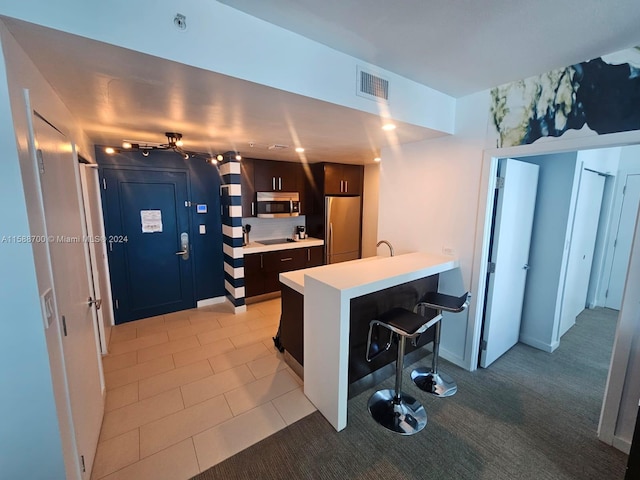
[
  {"left": 295, "top": 147, "right": 305, "bottom": 153},
  {"left": 122, "top": 141, "right": 132, "bottom": 149},
  {"left": 105, "top": 147, "right": 116, "bottom": 154},
  {"left": 374, "top": 157, "right": 381, "bottom": 162},
  {"left": 382, "top": 123, "right": 396, "bottom": 131}
]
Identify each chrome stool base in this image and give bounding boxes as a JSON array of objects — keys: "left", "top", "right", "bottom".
[
  {"left": 368, "top": 388, "right": 427, "bottom": 435},
  {"left": 411, "top": 368, "right": 457, "bottom": 397}
]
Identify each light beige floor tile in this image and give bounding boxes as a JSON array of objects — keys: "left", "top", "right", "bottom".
[
  {"left": 163, "top": 310, "right": 192, "bottom": 322},
  {"left": 102, "top": 351, "right": 137, "bottom": 373},
  {"left": 246, "top": 352, "right": 288, "bottom": 379},
  {"left": 285, "top": 365, "right": 304, "bottom": 385},
  {"left": 109, "top": 327, "right": 137, "bottom": 345},
  {"left": 197, "top": 323, "right": 252, "bottom": 345},
  {"left": 137, "top": 336, "right": 200, "bottom": 364},
  {"left": 271, "top": 387, "right": 317, "bottom": 425},
  {"left": 130, "top": 314, "right": 166, "bottom": 329},
  {"left": 91, "top": 429, "right": 139, "bottom": 479},
  {"left": 100, "top": 438, "right": 198, "bottom": 480},
  {"left": 136, "top": 317, "right": 191, "bottom": 338},
  {"left": 167, "top": 319, "right": 222, "bottom": 341},
  {"left": 105, "top": 355, "right": 175, "bottom": 390},
  {"left": 224, "top": 369, "right": 300, "bottom": 416},
  {"left": 187, "top": 310, "right": 222, "bottom": 324},
  {"left": 181, "top": 365, "right": 255, "bottom": 408},
  {"left": 262, "top": 339, "right": 279, "bottom": 352},
  {"left": 108, "top": 332, "right": 169, "bottom": 356},
  {"left": 254, "top": 299, "right": 281, "bottom": 315},
  {"left": 173, "top": 338, "right": 235, "bottom": 368},
  {"left": 209, "top": 342, "right": 272, "bottom": 374},
  {"left": 229, "top": 325, "right": 277, "bottom": 348},
  {"left": 105, "top": 383, "right": 139, "bottom": 413},
  {"left": 139, "top": 394, "right": 232, "bottom": 458},
  {"left": 216, "top": 309, "right": 264, "bottom": 327},
  {"left": 100, "top": 388, "right": 184, "bottom": 442},
  {"left": 245, "top": 313, "right": 280, "bottom": 331},
  {"left": 139, "top": 360, "right": 212, "bottom": 400},
  {"left": 193, "top": 403, "right": 286, "bottom": 471}
]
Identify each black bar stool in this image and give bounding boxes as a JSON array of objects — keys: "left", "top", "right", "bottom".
[
  {"left": 411, "top": 291, "right": 470, "bottom": 397},
  {"left": 365, "top": 307, "right": 442, "bottom": 435}
]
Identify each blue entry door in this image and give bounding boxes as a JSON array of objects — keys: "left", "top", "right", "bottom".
[{"left": 102, "top": 168, "right": 195, "bottom": 323}]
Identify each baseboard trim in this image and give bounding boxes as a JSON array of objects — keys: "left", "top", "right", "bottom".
[
  {"left": 519, "top": 335, "right": 557, "bottom": 353},
  {"left": 612, "top": 435, "right": 631, "bottom": 454},
  {"left": 196, "top": 296, "right": 226, "bottom": 308}
]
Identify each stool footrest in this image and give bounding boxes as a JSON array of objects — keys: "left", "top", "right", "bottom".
[{"left": 411, "top": 368, "right": 457, "bottom": 397}]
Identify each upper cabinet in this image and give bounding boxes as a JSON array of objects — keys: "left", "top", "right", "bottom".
[
  {"left": 254, "top": 159, "right": 300, "bottom": 192},
  {"left": 322, "top": 163, "right": 363, "bottom": 195}
]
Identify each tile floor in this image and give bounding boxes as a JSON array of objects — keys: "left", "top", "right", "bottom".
[{"left": 91, "top": 297, "right": 316, "bottom": 480}]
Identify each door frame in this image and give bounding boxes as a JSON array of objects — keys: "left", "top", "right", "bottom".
[{"left": 468, "top": 128, "right": 640, "bottom": 450}]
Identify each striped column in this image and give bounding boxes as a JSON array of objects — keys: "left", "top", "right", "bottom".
[{"left": 219, "top": 153, "right": 246, "bottom": 312}]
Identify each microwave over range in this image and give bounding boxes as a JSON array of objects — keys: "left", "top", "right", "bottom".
[{"left": 256, "top": 191, "right": 300, "bottom": 218}]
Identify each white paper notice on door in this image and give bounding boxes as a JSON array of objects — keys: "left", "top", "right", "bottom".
[{"left": 141, "top": 210, "right": 163, "bottom": 233}]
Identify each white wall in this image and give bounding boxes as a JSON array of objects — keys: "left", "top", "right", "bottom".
[
  {"left": 378, "top": 91, "right": 492, "bottom": 368},
  {"left": 0, "top": 21, "right": 95, "bottom": 478},
  {"left": 516, "top": 152, "right": 577, "bottom": 352},
  {"left": 362, "top": 163, "right": 380, "bottom": 258},
  {"left": 0, "top": 0, "right": 455, "bottom": 135}
]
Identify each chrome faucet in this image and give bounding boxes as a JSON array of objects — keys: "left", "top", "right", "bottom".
[{"left": 376, "top": 240, "right": 394, "bottom": 257}]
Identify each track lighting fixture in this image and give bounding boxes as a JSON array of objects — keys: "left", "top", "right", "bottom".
[{"left": 103, "top": 132, "right": 241, "bottom": 165}]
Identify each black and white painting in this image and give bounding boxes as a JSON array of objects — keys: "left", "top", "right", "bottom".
[{"left": 491, "top": 47, "right": 640, "bottom": 147}]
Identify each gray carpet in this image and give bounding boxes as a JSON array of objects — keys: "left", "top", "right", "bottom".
[{"left": 192, "top": 308, "right": 627, "bottom": 480}]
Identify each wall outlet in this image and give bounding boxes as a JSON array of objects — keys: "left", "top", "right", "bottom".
[
  {"left": 199, "top": 225, "right": 206, "bottom": 234},
  {"left": 442, "top": 246, "right": 456, "bottom": 256}
]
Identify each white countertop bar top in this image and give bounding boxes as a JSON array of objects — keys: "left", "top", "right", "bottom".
[
  {"left": 302, "top": 251, "right": 459, "bottom": 432},
  {"left": 279, "top": 256, "right": 382, "bottom": 295},
  {"left": 242, "top": 237, "right": 323, "bottom": 254}
]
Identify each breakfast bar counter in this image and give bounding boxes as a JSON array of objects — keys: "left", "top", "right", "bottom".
[{"left": 280, "top": 252, "right": 458, "bottom": 431}]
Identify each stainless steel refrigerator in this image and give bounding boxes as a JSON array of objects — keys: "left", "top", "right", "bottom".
[{"left": 325, "top": 196, "right": 362, "bottom": 264}]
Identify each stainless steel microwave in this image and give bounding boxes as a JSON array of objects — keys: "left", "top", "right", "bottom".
[{"left": 256, "top": 192, "right": 300, "bottom": 218}]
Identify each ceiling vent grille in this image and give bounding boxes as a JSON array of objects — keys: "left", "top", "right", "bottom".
[{"left": 357, "top": 67, "right": 389, "bottom": 102}]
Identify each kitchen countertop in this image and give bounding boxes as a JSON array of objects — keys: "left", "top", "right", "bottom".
[
  {"left": 279, "top": 256, "right": 383, "bottom": 295},
  {"left": 243, "top": 237, "right": 323, "bottom": 254}
]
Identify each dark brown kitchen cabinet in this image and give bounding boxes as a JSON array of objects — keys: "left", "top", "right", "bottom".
[
  {"left": 240, "top": 158, "right": 255, "bottom": 217},
  {"left": 323, "top": 163, "right": 363, "bottom": 195},
  {"left": 253, "top": 159, "right": 300, "bottom": 193},
  {"left": 244, "top": 246, "right": 324, "bottom": 298},
  {"left": 305, "top": 246, "right": 323, "bottom": 268}
]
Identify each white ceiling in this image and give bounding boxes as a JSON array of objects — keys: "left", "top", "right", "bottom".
[{"left": 3, "top": 1, "right": 640, "bottom": 164}]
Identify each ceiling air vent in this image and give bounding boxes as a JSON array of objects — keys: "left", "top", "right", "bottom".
[{"left": 356, "top": 66, "right": 389, "bottom": 102}]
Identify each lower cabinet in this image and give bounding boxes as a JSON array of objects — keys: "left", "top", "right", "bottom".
[{"left": 244, "top": 246, "right": 323, "bottom": 298}]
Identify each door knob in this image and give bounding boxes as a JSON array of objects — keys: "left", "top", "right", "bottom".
[{"left": 87, "top": 297, "right": 102, "bottom": 310}]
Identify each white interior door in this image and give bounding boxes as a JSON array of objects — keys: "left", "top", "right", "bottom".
[
  {"left": 481, "top": 158, "right": 539, "bottom": 367},
  {"left": 79, "top": 164, "right": 114, "bottom": 353},
  {"left": 34, "top": 116, "right": 104, "bottom": 479},
  {"left": 606, "top": 174, "right": 640, "bottom": 309},
  {"left": 559, "top": 169, "right": 605, "bottom": 337}
]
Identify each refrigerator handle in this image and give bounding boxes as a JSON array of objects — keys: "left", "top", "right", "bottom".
[{"left": 328, "top": 222, "right": 333, "bottom": 264}]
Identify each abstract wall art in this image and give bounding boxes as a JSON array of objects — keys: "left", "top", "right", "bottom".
[{"left": 490, "top": 47, "right": 640, "bottom": 147}]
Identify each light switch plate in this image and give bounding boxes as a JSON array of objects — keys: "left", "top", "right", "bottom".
[{"left": 199, "top": 224, "right": 206, "bottom": 234}]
